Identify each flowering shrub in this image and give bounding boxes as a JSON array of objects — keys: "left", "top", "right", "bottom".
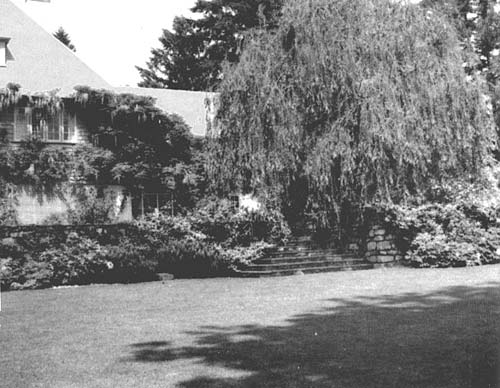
[{"left": 380, "top": 195, "right": 500, "bottom": 268}]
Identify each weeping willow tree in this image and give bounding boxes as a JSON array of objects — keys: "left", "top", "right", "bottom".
[{"left": 208, "top": 0, "right": 495, "bottom": 234}]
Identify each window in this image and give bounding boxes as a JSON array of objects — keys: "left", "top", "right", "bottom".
[
  {"left": 31, "top": 109, "right": 47, "bottom": 139},
  {"left": 14, "top": 107, "right": 76, "bottom": 142}
]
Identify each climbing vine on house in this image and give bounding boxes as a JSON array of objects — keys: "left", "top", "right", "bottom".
[
  {"left": 208, "top": 0, "right": 495, "bottom": 236},
  {"left": 0, "top": 84, "right": 207, "bottom": 223}
]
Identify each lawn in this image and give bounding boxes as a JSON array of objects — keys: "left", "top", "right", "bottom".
[{"left": 1, "top": 265, "right": 500, "bottom": 388}]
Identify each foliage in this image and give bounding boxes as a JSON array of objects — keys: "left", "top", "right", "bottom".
[
  {"left": 0, "top": 86, "right": 207, "bottom": 218},
  {"left": 379, "top": 176, "right": 500, "bottom": 267},
  {"left": 0, "top": 231, "right": 159, "bottom": 290},
  {"left": 222, "top": 240, "right": 274, "bottom": 267},
  {"left": 208, "top": 0, "right": 494, "bottom": 235},
  {"left": 73, "top": 87, "right": 206, "bottom": 207},
  {"left": 38, "top": 233, "right": 108, "bottom": 286},
  {"left": 0, "top": 138, "right": 71, "bottom": 187},
  {"left": 72, "top": 144, "right": 115, "bottom": 183},
  {"left": 420, "top": 1, "right": 500, "bottom": 158},
  {"left": 0, "top": 233, "right": 107, "bottom": 290},
  {"left": 157, "top": 238, "right": 231, "bottom": 278},
  {"left": 405, "top": 226, "right": 500, "bottom": 268},
  {"left": 0, "top": 180, "right": 17, "bottom": 226},
  {"left": 97, "top": 240, "right": 158, "bottom": 283},
  {"left": 420, "top": 0, "right": 500, "bottom": 81},
  {"left": 137, "top": 0, "right": 283, "bottom": 90},
  {"left": 192, "top": 197, "right": 291, "bottom": 246},
  {"left": 156, "top": 238, "right": 273, "bottom": 279},
  {"left": 53, "top": 27, "right": 76, "bottom": 52},
  {"left": 135, "top": 199, "right": 290, "bottom": 278},
  {"left": 65, "top": 186, "right": 119, "bottom": 225},
  {"left": 136, "top": 197, "right": 290, "bottom": 248}
]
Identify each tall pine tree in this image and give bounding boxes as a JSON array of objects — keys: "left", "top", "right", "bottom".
[
  {"left": 136, "top": 0, "right": 283, "bottom": 91},
  {"left": 53, "top": 27, "right": 76, "bottom": 52}
]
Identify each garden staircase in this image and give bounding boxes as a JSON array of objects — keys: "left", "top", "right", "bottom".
[{"left": 234, "top": 237, "right": 374, "bottom": 277}]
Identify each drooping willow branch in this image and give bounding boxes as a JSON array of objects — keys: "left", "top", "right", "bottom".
[{"left": 208, "top": 0, "right": 495, "bottom": 227}]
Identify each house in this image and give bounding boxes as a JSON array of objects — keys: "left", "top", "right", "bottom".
[
  {"left": 0, "top": 0, "right": 125, "bottom": 224},
  {"left": 0, "top": 0, "right": 217, "bottom": 224}
]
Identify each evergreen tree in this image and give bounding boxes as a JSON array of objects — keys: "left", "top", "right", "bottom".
[
  {"left": 420, "top": 0, "right": 500, "bottom": 81},
  {"left": 136, "top": 0, "right": 283, "bottom": 91},
  {"left": 208, "top": 0, "right": 494, "bottom": 232},
  {"left": 53, "top": 27, "right": 76, "bottom": 52}
]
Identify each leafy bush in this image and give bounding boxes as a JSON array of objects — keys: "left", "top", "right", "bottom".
[
  {"left": 66, "top": 186, "right": 119, "bottom": 225},
  {"left": 189, "top": 198, "right": 291, "bottom": 246},
  {"left": 38, "top": 232, "right": 108, "bottom": 286},
  {"left": 97, "top": 240, "right": 158, "bottom": 283},
  {"left": 1, "top": 232, "right": 160, "bottom": 290},
  {"left": 380, "top": 192, "right": 500, "bottom": 268},
  {"left": 157, "top": 238, "right": 231, "bottom": 278},
  {"left": 136, "top": 198, "right": 290, "bottom": 278}
]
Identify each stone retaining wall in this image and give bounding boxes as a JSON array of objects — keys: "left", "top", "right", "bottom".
[{"left": 365, "top": 225, "right": 403, "bottom": 267}]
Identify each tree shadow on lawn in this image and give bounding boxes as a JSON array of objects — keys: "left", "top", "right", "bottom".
[{"left": 126, "top": 282, "right": 500, "bottom": 388}]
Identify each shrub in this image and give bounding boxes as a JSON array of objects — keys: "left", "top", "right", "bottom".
[
  {"left": 97, "top": 241, "right": 158, "bottom": 283},
  {"left": 39, "top": 232, "right": 107, "bottom": 286},
  {"left": 380, "top": 193, "right": 500, "bottom": 268},
  {"left": 190, "top": 198, "right": 291, "bottom": 246},
  {"left": 157, "top": 238, "right": 231, "bottom": 278},
  {"left": 222, "top": 241, "right": 274, "bottom": 268}
]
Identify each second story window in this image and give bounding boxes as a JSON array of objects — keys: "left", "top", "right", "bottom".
[{"left": 14, "top": 107, "right": 77, "bottom": 143}]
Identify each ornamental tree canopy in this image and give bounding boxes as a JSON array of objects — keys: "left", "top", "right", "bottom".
[{"left": 208, "top": 0, "right": 495, "bottom": 229}]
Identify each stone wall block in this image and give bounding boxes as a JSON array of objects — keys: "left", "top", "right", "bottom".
[
  {"left": 377, "top": 241, "right": 393, "bottom": 251},
  {"left": 373, "top": 255, "right": 395, "bottom": 263}
]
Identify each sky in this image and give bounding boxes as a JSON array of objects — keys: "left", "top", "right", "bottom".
[{"left": 11, "top": 0, "right": 197, "bottom": 87}]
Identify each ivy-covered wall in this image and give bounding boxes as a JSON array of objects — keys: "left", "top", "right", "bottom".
[{"left": 0, "top": 86, "right": 207, "bottom": 225}]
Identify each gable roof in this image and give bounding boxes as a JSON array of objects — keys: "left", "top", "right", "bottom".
[
  {"left": 0, "top": 0, "right": 111, "bottom": 96},
  {"left": 115, "top": 87, "right": 217, "bottom": 137}
]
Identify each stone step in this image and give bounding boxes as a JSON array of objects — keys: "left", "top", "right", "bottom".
[
  {"left": 264, "top": 248, "right": 344, "bottom": 258},
  {"left": 241, "top": 258, "right": 367, "bottom": 271},
  {"left": 253, "top": 253, "right": 359, "bottom": 264},
  {"left": 234, "top": 263, "right": 374, "bottom": 277}
]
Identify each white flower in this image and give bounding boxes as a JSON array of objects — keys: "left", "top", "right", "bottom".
[{"left": 106, "top": 261, "right": 114, "bottom": 270}]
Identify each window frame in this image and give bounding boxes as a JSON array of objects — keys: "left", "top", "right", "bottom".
[{"left": 14, "top": 107, "right": 77, "bottom": 143}]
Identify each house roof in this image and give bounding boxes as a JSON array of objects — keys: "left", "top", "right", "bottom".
[
  {"left": 0, "top": 0, "right": 111, "bottom": 96},
  {"left": 115, "top": 87, "right": 217, "bottom": 137}
]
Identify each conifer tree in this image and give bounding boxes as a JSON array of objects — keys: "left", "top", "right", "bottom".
[
  {"left": 54, "top": 27, "right": 76, "bottom": 52},
  {"left": 137, "top": 0, "right": 283, "bottom": 91}
]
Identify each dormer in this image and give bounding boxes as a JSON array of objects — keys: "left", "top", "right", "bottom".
[{"left": 0, "top": 37, "right": 11, "bottom": 67}]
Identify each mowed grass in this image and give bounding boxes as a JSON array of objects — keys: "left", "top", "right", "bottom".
[{"left": 1, "top": 265, "right": 500, "bottom": 388}]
